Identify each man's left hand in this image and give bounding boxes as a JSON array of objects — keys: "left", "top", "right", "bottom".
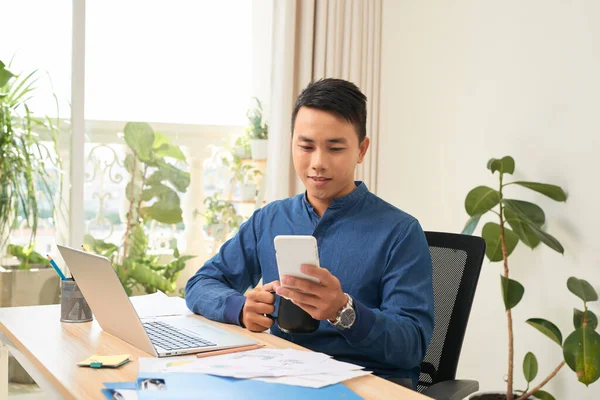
[{"left": 276, "top": 264, "right": 347, "bottom": 321}]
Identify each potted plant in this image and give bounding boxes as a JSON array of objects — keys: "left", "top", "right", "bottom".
[
  {"left": 462, "top": 156, "right": 599, "bottom": 399},
  {"left": 197, "top": 193, "right": 243, "bottom": 243},
  {"left": 244, "top": 97, "right": 269, "bottom": 160},
  {"left": 233, "top": 134, "right": 251, "bottom": 159},
  {"left": 84, "top": 122, "right": 194, "bottom": 295},
  {"left": 0, "top": 59, "right": 58, "bottom": 264},
  {"left": 221, "top": 153, "right": 262, "bottom": 201},
  {"left": 1, "top": 58, "right": 65, "bottom": 385}
]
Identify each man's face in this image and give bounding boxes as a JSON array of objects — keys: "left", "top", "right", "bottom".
[{"left": 292, "top": 107, "right": 369, "bottom": 203}]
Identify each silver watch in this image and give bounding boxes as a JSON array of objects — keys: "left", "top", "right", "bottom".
[{"left": 330, "top": 294, "right": 356, "bottom": 330}]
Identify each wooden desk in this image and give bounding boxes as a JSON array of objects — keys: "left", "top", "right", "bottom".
[{"left": 0, "top": 304, "right": 431, "bottom": 400}]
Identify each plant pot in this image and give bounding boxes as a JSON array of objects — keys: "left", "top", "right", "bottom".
[
  {"left": 0, "top": 264, "right": 61, "bottom": 384},
  {"left": 249, "top": 139, "right": 268, "bottom": 160},
  {"left": 237, "top": 183, "right": 257, "bottom": 201},
  {"left": 234, "top": 145, "right": 250, "bottom": 159},
  {"left": 470, "top": 392, "right": 538, "bottom": 400}
]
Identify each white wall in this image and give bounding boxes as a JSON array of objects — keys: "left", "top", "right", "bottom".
[{"left": 379, "top": 1, "right": 600, "bottom": 398}]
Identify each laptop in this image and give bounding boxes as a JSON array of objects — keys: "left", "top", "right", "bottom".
[{"left": 57, "top": 244, "right": 258, "bottom": 357}]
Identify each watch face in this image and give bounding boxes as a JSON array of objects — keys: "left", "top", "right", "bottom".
[{"left": 340, "top": 308, "right": 356, "bottom": 328}]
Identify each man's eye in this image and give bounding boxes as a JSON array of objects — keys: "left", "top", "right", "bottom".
[
  {"left": 330, "top": 148, "right": 345, "bottom": 152},
  {"left": 299, "top": 145, "right": 313, "bottom": 150}
]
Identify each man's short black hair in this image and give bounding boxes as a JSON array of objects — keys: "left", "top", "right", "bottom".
[{"left": 291, "top": 78, "right": 367, "bottom": 143}]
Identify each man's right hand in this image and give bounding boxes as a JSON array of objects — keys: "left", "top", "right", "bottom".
[{"left": 241, "top": 288, "right": 276, "bottom": 332}]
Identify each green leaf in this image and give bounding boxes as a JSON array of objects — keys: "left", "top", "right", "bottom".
[
  {"left": 124, "top": 154, "right": 136, "bottom": 172},
  {"left": 568, "top": 277, "right": 598, "bottom": 303},
  {"left": 124, "top": 122, "right": 155, "bottom": 162},
  {"left": 523, "top": 352, "right": 538, "bottom": 383},
  {"left": 152, "top": 132, "right": 171, "bottom": 149},
  {"left": 141, "top": 205, "right": 182, "bottom": 225},
  {"left": 563, "top": 327, "right": 600, "bottom": 385},
  {"left": 7, "top": 244, "right": 49, "bottom": 266},
  {"left": 527, "top": 224, "right": 564, "bottom": 254},
  {"left": 532, "top": 390, "right": 556, "bottom": 400},
  {"left": 128, "top": 260, "right": 176, "bottom": 293},
  {"left": 0, "top": 65, "right": 15, "bottom": 87},
  {"left": 125, "top": 181, "right": 143, "bottom": 203},
  {"left": 147, "top": 162, "right": 190, "bottom": 192},
  {"left": 501, "top": 275, "right": 525, "bottom": 310},
  {"left": 502, "top": 199, "right": 545, "bottom": 226},
  {"left": 574, "top": 309, "right": 598, "bottom": 330},
  {"left": 154, "top": 143, "right": 186, "bottom": 161},
  {"left": 482, "top": 222, "right": 519, "bottom": 262},
  {"left": 141, "top": 183, "right": 173, "bottom": 202},
  {"left": 465, "top": 186, "right": 501, "bottom": 216},
  {"left": 512, "top": 182, "right": 567, "bottom": 202},
  {"left": 140, "top": 189, "right": 183, "bottom": 224},
  {"left": 177, "top": 255, "right": 195, "bottom": 264},
  {"left": 504, "top": 207, "right": 541, "bottom": 249},
  {"left": 461, "top": 214, "right": 482, "bottom": 235},
  {"left": 83, "top": 234, "right": 119, "bottom": 258},
  {"left": 526, "top": 318, "right": 563, "bottom": 345},
  {"left": 128, "top": 224, "right": 148, "bottom": 260},
  {"left": 487, "top": 156, "right": 515, "bottom": 174}
]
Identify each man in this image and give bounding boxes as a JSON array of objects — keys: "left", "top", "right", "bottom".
[{"left": 185, "top": 78, "right": 434, "bottom": 388}]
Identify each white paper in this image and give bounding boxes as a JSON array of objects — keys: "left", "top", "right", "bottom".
[
  {"left": 130, "top": 291, "right": 191, "bottom": 318},
  {"left": 139, "top": 349, "right": 370, "bottom": 388},
  {"left": 255, "top": 369, "right": 373, "bottom": 389},
  {"left": 138, "top": 355, "right": 198, "bottom": 373},
  {"left": 164, "top": 348, "right": 367, "bottom": 386},
  {"left": 166, "top": 348, "right": 331, "bottom": 377}
]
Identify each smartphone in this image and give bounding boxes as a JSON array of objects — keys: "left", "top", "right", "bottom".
[{"left": 274, "top": 235, "right": 321, "bottom": 286}]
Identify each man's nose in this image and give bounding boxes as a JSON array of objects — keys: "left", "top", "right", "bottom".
[{"left": 311, "top": 149, "right": 327, "bottom": 171}]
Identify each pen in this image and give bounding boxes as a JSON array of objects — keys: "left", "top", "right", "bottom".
[
  {"left": 46, "top": 255, "right": 67, "bottom": 280},
  {"left": 195, "top": 343, "right": 265, "bottom": 359}
]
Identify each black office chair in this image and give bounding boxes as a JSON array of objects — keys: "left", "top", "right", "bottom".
[{"left": 418, "top": 231, "right": 486, "bottom": 400}]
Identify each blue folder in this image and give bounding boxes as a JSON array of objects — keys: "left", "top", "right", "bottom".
[{"left": 104, "top": 372, "right": 364, "bottom": 400}]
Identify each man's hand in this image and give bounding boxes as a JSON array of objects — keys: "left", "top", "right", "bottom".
[
  {"left": 275, "top": 264, "right": 347, "bottom": 321},
  {"left": 241, "top": 288, "right": 275, "bottom": 332}
]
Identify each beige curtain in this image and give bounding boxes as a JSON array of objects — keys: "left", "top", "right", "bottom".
[{"left": 266, "top": 0, "right": 382, "bottom": 202}]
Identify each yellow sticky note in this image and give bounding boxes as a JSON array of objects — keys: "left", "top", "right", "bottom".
[{"left": 77, "top": 354, "right": 131, "bottom": 368}]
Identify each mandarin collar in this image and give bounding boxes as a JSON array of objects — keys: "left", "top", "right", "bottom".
[{"left": 303, "top": 181, "right": 368, "bottom": 212}]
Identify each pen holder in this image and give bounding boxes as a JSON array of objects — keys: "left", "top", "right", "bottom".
[{"left": 60, "top": 279, "right": 93, "bottom": 323}]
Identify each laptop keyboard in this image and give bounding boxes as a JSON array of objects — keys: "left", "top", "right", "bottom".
[{"left": 143, "top": 321, "right": 216, "bottom": 351}]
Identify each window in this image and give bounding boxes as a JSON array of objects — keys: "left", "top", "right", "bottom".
[
  {"left": 1, "top": 0, "right": 72, "bottom": 118},
  {"left": 85, "top": 0, "right": 253, "bottom": 125},
  {"left": 1, "top": 0, "right": 272, "bottom": 300}
]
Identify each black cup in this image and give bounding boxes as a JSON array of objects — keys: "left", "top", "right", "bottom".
[{"left": 268, "top": 292, "right": 319, "bottom": 334}]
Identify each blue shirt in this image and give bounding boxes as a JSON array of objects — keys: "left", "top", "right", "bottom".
[{"left": 185, "top": 182, "right": 434, "bottom": 384}]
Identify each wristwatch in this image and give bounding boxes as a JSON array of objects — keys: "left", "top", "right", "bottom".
[{"left": 330, "top": 294, "right": 356, "bottom": 330}]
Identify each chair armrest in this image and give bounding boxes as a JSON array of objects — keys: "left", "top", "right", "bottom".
[{"left": 421, "top": 379, "right": 479, "bottom": 400}]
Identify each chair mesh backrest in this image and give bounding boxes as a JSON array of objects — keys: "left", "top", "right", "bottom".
[{"left": 417, "top": 232, "right": 486, "bottom": 393}]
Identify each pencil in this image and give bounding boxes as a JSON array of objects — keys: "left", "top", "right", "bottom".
[
  {"left": 196, "top": 343, "right": 265, "bottom": 359},
  {"left": 46, "top": 255, "right": 67, "bottom": 280}
]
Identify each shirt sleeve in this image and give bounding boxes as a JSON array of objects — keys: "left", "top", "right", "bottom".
[
  {"left": 184, "top": 208, "right": 263, "bottom": 325},
  {"left": 336, "top": 219, "right": 435, "bottom": 370}
]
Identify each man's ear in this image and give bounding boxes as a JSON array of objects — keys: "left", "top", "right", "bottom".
[{"left": 357, "top": 137, "right": 370, "bottom": 164}]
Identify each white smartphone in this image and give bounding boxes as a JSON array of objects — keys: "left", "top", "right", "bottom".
[{"left": 274, "top": 235, "right": 321, "bottom": 286}]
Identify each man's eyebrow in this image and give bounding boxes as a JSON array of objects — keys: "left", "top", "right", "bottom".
[
  {"left": 297, "top": 135, "right": 315, "bottom": 143},
  {"left": 297, "top": 136, "right": 348, "bottom": 144}
]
